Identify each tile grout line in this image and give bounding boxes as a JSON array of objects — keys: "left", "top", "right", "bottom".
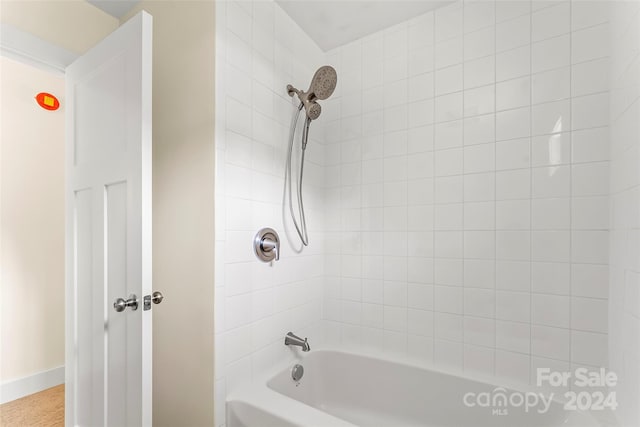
[
  {"left": 381, "top": 32, "right": 387, "bottom": 354},
  {"left": 359, "top": 36, "right": 364, "bottom": 351},
  {"left": 568, "top": 0, "right": 574, "bottom": 374},
  {"left": 432, "top": 7, "right": 437, "bottom": 366},
  {"left": 461, "top": 0, "right": 466, "bottom": 373},
  {"left": 400, "top": 27, "right": 414, "bottom": 354},
  {"left": 493, "top": 0, "right": 498, "bottom": 379},
  {"left": 528, "top": 0, "right": 534, "bottom": 385}
]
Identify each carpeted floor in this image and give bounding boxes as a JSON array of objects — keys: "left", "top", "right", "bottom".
[{"left": 0, "top": 384, "right": 64, "bottom": 427}]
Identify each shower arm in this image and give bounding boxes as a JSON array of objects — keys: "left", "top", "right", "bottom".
[
  {"left": 287, "top": 84, "right": 301, "bottom": 97},
  {"left": 287, "top": 84, "right": 317, "bottom": 103}
]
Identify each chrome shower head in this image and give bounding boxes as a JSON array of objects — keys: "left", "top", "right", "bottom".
[
  {"left": 287, "top": 65, "right": 337, "bottom": 120},
  {"left": 308, "top": 65, "right": 337, "bottom": 101}
]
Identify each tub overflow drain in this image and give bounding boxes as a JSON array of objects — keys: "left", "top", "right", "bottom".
[{"left": 292, "top": 364, "right": 304, "bottom": 383}]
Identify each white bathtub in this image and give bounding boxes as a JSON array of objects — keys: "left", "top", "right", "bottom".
[{"left": 227, "top": 350, "right": 602, "bottom": 427}]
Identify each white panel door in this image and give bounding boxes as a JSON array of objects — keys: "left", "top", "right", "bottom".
[{"left": 65, "top": 11, "right": 152, "bottom": 427}]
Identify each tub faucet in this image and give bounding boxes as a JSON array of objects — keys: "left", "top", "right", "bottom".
[{"left": 284, "top": 332, "right": 310, "bottom": 352}]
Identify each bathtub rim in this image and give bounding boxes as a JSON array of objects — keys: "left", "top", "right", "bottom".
[
  {"left": 239, "top": 346, "right": 574, "bottom": 402},
  {"left": 227, "top": 385, "right": 358, "bottom": 427},
  {"left": 227, "top": 346, "right": 607, "bottom": 426}
]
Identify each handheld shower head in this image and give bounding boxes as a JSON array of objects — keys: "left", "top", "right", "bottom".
[
  {"left": 287, "top": 65, "right": 337, "bottom": 120},
  {"left": 285, "top": 67, "right": 337, "bottom": 247},
  {"left": 307, "top": 102, "right": 321, "bottom": 120}
]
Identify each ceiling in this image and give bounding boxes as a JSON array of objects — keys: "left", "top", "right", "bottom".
[
  {"left": 87, "top": 0, "right": 140, "bottom": 19},
  {"left": 276, "top": 0, "right": 452, "bottom": 51},
  {"left": 86, "top": 0, "right": 451, "bottom": 51}
]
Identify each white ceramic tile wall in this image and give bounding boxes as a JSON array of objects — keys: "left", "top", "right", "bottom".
[
  {"left": 609, "top": 1, "right": 640, "bottom": 425},
  {"left": 321, "top": 0, "right": 611, "bottom": 386},
  {"left": 214, "top": 1, "right": 622, "bottom": 424},
  {"left": 214, "top": 1, "right": 327, "bottom": 425}
]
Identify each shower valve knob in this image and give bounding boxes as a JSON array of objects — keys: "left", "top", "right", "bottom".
[{"left": 254, "top": 228, "right": 280, "bottom": 262}]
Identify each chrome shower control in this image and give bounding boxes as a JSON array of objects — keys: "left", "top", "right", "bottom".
[{"left": 254, "top": 227, "right": 280, "bottom": 262}]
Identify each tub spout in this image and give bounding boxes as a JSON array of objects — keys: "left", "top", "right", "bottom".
[{"left": 285, "top": 332, "right": 310, "bottom": 352}]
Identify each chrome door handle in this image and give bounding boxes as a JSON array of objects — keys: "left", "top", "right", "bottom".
[
  {"left": 151, "top": 291, "right": 163, "bottom": 304},
  {"left": 114, "top": 294, "right": 138, "bottom": 312},
  {"left": 143, "top": 291, "right": 164, "bottom": 310}
]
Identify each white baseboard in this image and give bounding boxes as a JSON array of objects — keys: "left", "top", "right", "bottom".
[{"left": 0, "top": 366, "right": 65, "bottom": 404}]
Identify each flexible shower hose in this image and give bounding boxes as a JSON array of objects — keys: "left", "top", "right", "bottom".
[{"left": 285, "top": 102, "right": 311, "bottom": 246}]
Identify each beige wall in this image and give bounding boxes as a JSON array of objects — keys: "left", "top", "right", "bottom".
[
  {"left": 0, "top": 0, "right": 118, "bottom": 55},
  {"left": 0, "top": 57, "right": 65, "bottom": 381},
  {"left": 0, "top": 2, "right": 215, "bottom": 422},
  {"left": 0, "top": 0, "right": 119, "bottom": 391},
  {"left": 121, "top": 2, "right": 215, "bottom": 426}
]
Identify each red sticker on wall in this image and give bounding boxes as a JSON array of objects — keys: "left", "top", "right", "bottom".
[{"left": 35, "top": 92, "right": 60, "bottom": 111}]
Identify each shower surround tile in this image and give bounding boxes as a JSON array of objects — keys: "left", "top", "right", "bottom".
[
  {"left": 215, "top": 1, "right": 327, "bottom": 423},
  {"left": 216, "top": 2, "right": 617, "bottom": 424},
  {"left": 322, "top": 0, "right": 611, "bottom": 385}
]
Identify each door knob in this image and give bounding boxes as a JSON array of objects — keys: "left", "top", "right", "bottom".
[
  {"left": 151, "top": 291, "right": 163, "bottom": 304},
  {"left": 114, "top": 294, "right": 138, "bottom": 312},
  {"left": 143, "top": 291, "right": 164, "bottom": 310}
]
